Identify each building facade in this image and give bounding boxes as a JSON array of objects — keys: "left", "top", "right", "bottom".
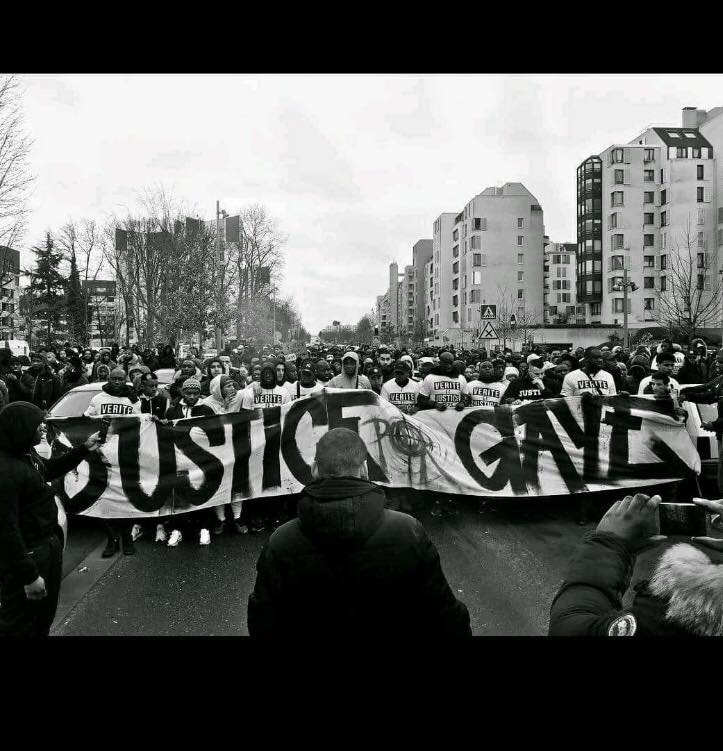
[
  {"left": 82, "top": 280, "right": 118, "bottom": 347},
  {"left": 412, "top": 239, "right": 433, "bottom": 337},
  {"left": 0, "top": 246, "right": 20, "bottom": 339},
  {"left": 544, "top": 242, "right": 580, "bottom": 325},
  {"left": 577, "top": 106, "right": 723, "bottom": 331}
]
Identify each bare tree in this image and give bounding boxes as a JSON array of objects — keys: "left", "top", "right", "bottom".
[
  {"left": 652, "top": 216, "right": 723, "bottom": 342},
  {"left": 0, "top": 76, "right": 34, "bottom": 251}
]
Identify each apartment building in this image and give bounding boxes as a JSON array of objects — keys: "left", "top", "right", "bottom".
[
  {"left": 544, "top": 242, "right": 580, "bottom": 325},
  {"left": 83, "top": 279, "right": 118, "bottom": 347},
  {"left": 0, "top": 246, "right": 20, "bottom": 339},
  {"left": 577, "top": 106, "right": 723, "bottom": 330},
  {"left": 403, "top": 264, "right": 414, "bottom": 335},
  {"left": 412, "top": 239, "right": 432, "bottom": 336},
  {"left": 429, "top": 183, "right": 546, "bottom": 340}
]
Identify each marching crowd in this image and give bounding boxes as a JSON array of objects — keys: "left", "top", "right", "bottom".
[{"left": 2, "top": 335, "right": 723, "bottom": 638}]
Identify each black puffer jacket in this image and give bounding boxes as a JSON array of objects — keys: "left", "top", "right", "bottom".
[
  {"left": 0, "top": 402, "right": 90, "bottom": 584},
  {"left": 248, "top": 476, "right": 471, "bottom": 637},
  {"left": 549, "top": 532, "right": 723, "bottom": 636}
]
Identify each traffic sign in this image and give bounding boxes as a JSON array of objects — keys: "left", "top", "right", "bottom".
[
  {"left": 480, "top": 305, "right": 497, "bottom": 320},
  {"left": 479, "top": 321, "right": 498, "bottom": 339}
]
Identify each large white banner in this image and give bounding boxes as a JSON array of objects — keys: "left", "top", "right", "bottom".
[{"left": 46, "top": 390, "right": 701, "bottom": 518}]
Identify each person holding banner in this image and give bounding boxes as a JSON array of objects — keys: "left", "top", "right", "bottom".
[
  {"left": 380, "top": 359, "right": 419, "bottom": 414},
  {"left": 247, "top": 428, "right": 471, "bottom": 637},
  {"left": 457, "top": 359, "right": 509, "bottom": 408},
  {"left": 0, "top": 401, "right": 103, "bottom": 637},
  {"left": 417, "top": 352, "right": 466, "bottom": 411},
  {"left": 560, "top": 347, "right": 618, "bottom": 398}
]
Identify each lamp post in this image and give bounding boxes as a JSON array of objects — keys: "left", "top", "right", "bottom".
[{"left": 612, "top": 267, "right": 638, "bottom": 349}]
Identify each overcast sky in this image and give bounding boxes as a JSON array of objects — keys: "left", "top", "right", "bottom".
[{"left": 17, "top": 73, "right": 723, "bottom": 334}]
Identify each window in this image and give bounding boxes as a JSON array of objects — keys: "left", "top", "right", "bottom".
[
  {"left": 644, "top": 234, "right": 654, "bottom": 247},
  {"left": 660, "top": 189, "right": 667, "bottom": 205},
  {"left": 644, "top": 277, "right": 655, "bottom": 289},
  {"left": 644, "top": 191, "right": 654, "bottom": 204},
  {"left": 697, "top": 274, "right": 705, "bottom": 290},
  {"left": 462, "top": 223, "right": 468, "bottom": 238},
  {"left": 677, "top": 147, "right": 687, "bottom": 159},
  {"left": 644, "top": 256, "right": 654, "bottom": 268},
  {"left": 611, "top": 191, "right": 624, "bottom": 206},
  {"left": 452, "top": 295, "right": 458, "bottom": 307},
  {"left": 698, "top": 232, "right": 705, "bottom": 248},
  {"left": 517, "top": 217, "right": 524, "bottom": 228},
  {"left": 660, "top": 168, "right": 665, "bottom": 183},
  {"left": 518, "top": 271, "right": 524, "bottom": 282},
  {"left": 517, "top": 236, "right": 524, "bottom": 246},
  {"left": 666, "top": 132, "right": 680, "bottom": 138},
  {"left": 613, "top": 234, "right": 625, "bottom": 250},
  {"left": 644, "top": 148, "right": 655, "bottom": 162},
  {"left": 452, "top": 229, "right": 459, "bottom": 241},
  {"left": 470, "top": 289, "right": 480, "bottom": 303},
  {"left": 472, "top": 270, "right": 482, "bottom": 285},
  {"left": 452, "top": 245, "right": 459, "bottom": 258},
  {"left": 698, "top": 164, "right": 705, "bottom": 180},
  {"left": 660, "top": 254, "right": 667, "bottom": 270},
  {"left": 661, "top": 210, "right": 668, "bottom": 227},
  {"left": 697, "top": 187, "right": 705, "bottom": 202},
  {"left": 692, "top": 147, "right": 701, "bottom": 159},
  {"left": 590, "top": 302, "right": 601, "bottom": 316},
  {"left": 517, "top": 253, "right": 524, "bottom": 265},
  {"left": 644, "top": 212, "right": 654, "bottom": 225},
  {"left": 611, "top": 255, "right": 625, "bottom": 270},
  {"left": 612, "top": 299, "right": 626, "bottom": 313},
  {"left": 644, "top": 169, "right": 655, "bottom": 182},
  {"left": 470, "top": 235, "right": 481, "bottom": 249},
  {"left": 472, "top": 253, "right": 481, "bottom": 267},
  {"left": 698, "top": 209, "right": 706, "bottom": 225},
  {"left": 473, "top": 218, "right": 486, "bottom": 231},
  {"left": 697, "top": 253, "right": 705, "bottom": 268},
  {"left": 660, "top": 276, "right": 667, "bottom": 292},
  {"left": 608, "top": 212, "right": 618, "bottom": 229},
  {"left": 611, "top": 148, "right": 624, "bottom": 163},
  {"left": 517, "top": 289, "right": 524, "bottom": 299},
  {"left": 452, "top": 261, "right": 459, "bottom": 274},
  {"left": 614, "top": 169, "right": 625, "bottom": 184},
  {"left": 452, "top": 278, "right": 459, "bottom": 290},
  {"left": 644, "top": 298, "right": 655, "bottom": 311},
  {"left": 684, "top": 132, "right": 696, "bottom": 139},
  {"left": 452, "top": 311, "right": 459, "bottom": 324}
]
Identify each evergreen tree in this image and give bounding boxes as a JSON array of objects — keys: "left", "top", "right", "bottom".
[
  {"left": 65, "top": 248, "right": 87, "bottom": 344},
  {"left": 27, "top": 232, "right": 65, "bottom": 346}
]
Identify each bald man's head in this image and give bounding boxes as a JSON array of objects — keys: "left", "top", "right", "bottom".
[{"left": 314, "top": 428, "right": 368, "bottom": 478}]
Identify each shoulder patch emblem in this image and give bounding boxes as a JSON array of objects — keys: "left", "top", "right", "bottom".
[{"left": 607, "top": 614, "right": 637, "bottom": 636}]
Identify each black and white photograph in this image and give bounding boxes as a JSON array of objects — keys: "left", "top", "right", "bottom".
[{"left": 1, "top": 73, "right": 723, "bottom": 638}]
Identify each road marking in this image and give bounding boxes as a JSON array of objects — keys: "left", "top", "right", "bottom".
[{"left": 51, "top": 540, "right": 122, "bottom": 635}]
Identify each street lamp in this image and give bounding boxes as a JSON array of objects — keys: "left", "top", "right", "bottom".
[{"left": 611, "top": 267, "right": 638, "bottom": 348}]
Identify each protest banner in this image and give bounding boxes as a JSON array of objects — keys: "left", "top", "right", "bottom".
[{"left": 46, "top": 390, "right": 701, "bottom": 519}]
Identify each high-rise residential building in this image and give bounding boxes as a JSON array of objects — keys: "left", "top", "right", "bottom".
[
  {"left": 424, "top": 258, "right": 434, "bottom": 335},
  {"left": 430, "top": 183, "right": 546, "bottom": 339},
  {"left": 412, "top": 239, "right": 432, "bottom": 336},
  {"left": 0, "top": 246, "right": 20, "bottom": 339},
  {"left": 82, "top": 280, "right": 118, "bottom": 347},
  {"left": 544, "top": 242, "right": 580, "bottom": 325},
  {"left": 577, "top": 106, "right": 723, "bottom": 330},
  {"left": 403, "top": 264, "right": 414, "bottom": 336}
]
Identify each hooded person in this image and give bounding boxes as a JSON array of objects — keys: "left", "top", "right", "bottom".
[
  {"left": 21, "top": 353, "right": 62, "bottom": 412},
  {"left": 380, "top": 359, "right": 419, "bottom": 414},
  {"left": 549, "top": 493, "right": 723, "bottom": 637},
  {"left": 417, "top": 351, "right": 467, "bottom": 411},
  {"left": 241, "top": 361, "right": 291, "bottom": 411},
  {"left": 84, "top": 367, "right": 141, "bottom": 417},
  {"left": 201, "top": 374, "right": 243, "bottom": 415},
  {"left": 503, "top": 366, "right": 519, "bottom": 383},
  {"left": 170, "top": 358, "right": 203, "bottom": 400},
  {"left": 60, "top": 355, "right": 89, "bottom": 395},
  {"left": 459, "top": 359, "right": 509, "bottom": 408},
  {"left": 503, "top": 354, "right": 558, "bottom": 403},
  {"left": 326, "top": 351, "right": 372, "bottom": 391},
  {"left": 0, "top": 402, "right": 103, "bottom": 636},
  {"left": 200, "top": 358, "right": 226, "bottom": 396},
  {"left": 247, "top": 428, "right": 472, "bottom": 638},
  {"left": 399, "top": 354, "right": 417, "bottom": 380},
  {"left": 94, "top": 363, "right": 111, "bottom": 383}
]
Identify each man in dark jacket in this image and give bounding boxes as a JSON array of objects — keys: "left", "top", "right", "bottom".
[
  {"left": 21, "top": 353, "right": 63, "bottom": 411},
  {"left": 248, "top": 428, "right": 471, "bottom": 637},
  {"left": 549, "top": 493, "right": 723, "bottom": 636},
  {"left": 0, "top": 401, "right": 102, "bottom": 636},
  {"left": 60, "top": 355, "right": 89, "bottom": 395}
]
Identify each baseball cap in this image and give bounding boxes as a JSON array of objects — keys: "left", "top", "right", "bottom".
[{"left": 527, "top": 354, "right": 544, "bottom": 365}]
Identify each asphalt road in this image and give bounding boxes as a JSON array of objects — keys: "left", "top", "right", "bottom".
[{"left": 51, "top": 494, "right": 590, "bottom": 636}]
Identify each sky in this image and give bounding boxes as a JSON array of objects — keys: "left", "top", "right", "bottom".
[{"left": 15, "top": 73, "right": 723, "bottom": 335}]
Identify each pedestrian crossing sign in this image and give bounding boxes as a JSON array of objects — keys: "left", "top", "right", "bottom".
[
  {"left": 479, "top": 322, "right": 498, "bottom": 339},
  {"left": 481, "top": 305, "right": 497, "bottom": 320}
]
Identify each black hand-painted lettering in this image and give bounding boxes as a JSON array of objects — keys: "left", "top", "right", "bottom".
[{"left": 172, "top": 415, "right": 226, "bottom": 506}]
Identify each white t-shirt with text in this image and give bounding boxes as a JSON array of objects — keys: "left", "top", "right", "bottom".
[
  {"left": 463, "top": 379, "right": 509, "bottom": 407},
  {"left": 418, "top": 373, "right": 467, "bottom": 406},
  {"left": 380, "top": 378, "right": 420, "bottom": 413},
  {"left": 84, "top": 393, "right": 142, "bottom": 417},
  {"left": 560, "top": 368, "right": 617, "bottom": 397},
  {"left": 284, "top": 381, "right": 324, "bottom": 401},
  {"left": 241, "top": 385, "right": 291, "bottom": 410}
]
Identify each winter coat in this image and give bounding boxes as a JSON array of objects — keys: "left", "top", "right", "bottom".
[
  {"left": 549, "top": 532, "right": 723, "bottom": 636},
  {"left": 155, "top": 347, "right": 177, "bottom": 370},
  {"left": 0, "top": 402, "right": 90, "bottom": 584},
  {"left": 503, "top": 374, "right": 556, "bottom": 402},
  {"left": 60, "top": 369, "right": 89, "bottom": 395},
  {"left": 165, "top": 399, "right": 215, "bottom": 420},
  {"left": 138, "top": 393, "right": 169, "bottom": 419},
  {"left": 21, "top": 360, "right": 63, "bottom": 411},
  {"left": 200, "top": 374, "right": 243, "bottom": 414},
  {"left": 326, "top": 352, "right": 372, "bottom": 390},
  {"left": 247, "top": 475, "right": 472, "bottom": 637}
]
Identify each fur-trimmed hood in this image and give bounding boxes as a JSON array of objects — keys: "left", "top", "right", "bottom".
[{"left": 646, "top": 543, "right": 723, "bottom": 637}]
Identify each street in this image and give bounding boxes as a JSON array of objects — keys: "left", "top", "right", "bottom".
[{"left": 51, "top": 495, "right": 588, "bottom": 636}]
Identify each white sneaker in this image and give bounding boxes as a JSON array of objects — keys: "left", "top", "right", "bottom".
[
  {"left": 167, "top": 529, "right": 183, "bottom": 547},
  {"left": 199, "top": 528, "right": 211, "bottom": 546},
  {"left": 155, "top": 524, "right": 167, "bottom": 543},
  {"left": 131, "top": 523, "right": 143, "bottom": 542}
]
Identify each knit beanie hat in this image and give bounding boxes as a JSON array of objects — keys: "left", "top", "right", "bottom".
[{"left": 182, "top": 377, "right": 202, "bottom": 391}]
